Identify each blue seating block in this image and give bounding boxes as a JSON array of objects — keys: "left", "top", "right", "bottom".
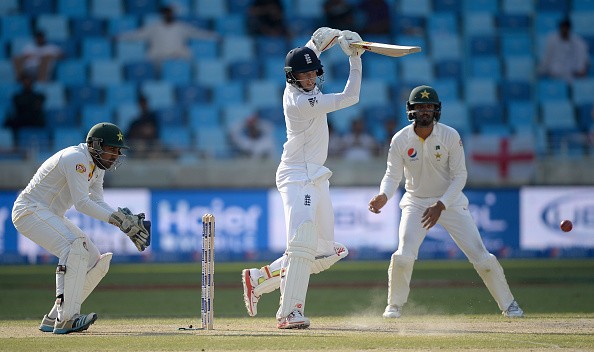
[
  {"left": 500, "top": 80, "right": 532, "bottom": 102},
  {"left": 229, "top": 60, "right": 261, "bottom": 81},
  {"left": 72, "top": 18, "right": 105, "bottom": 39},
  {"left": 58, "top": 0, "right": 88, "bottom": 16},
  {"left": 537, "top": 79, "right": 569, "bottom": 102},
  {"left": 82, "top": 38, "right": 112, "bottom": 61},
  {"left": 189, "top": 105, "right": 220, "bottom": 128},
  {"left": 469, "top": 35, "right": 498, "bottom": 56},
  {"left": 161, "top": 126, "right": 192, "bottom": 151},
  {"left": 92, "top": 0, "right": 123, "bottom": 18},
  {"left": 161, "top": 60, "right": 192, "bottom": 84},
  {"left": 53, "top": 127, "right": 84, "bottom": 151},
  {"left": 67, "top": 85, "right": 103, "bottom": 107},
  {"left": 22, "top": 0, "right": 53, "bottom": 15},
  {"left": 537, "top": 0, "right": 569, "bottom": 12},
  {"left": 17, "top": 128, "right": 51, "bottom": 150},
  {"left": 105, "top": 84, "right": 136, "bottom": 107},
  {"left": 124, "top": 61, "right": 156, "bottom": 83},
  {"left": 176, "top": 85, "right": 210, "bottom": 106},
  {"left": 56, "top": 60, "right": 87, "bottom": 86},
  {"left": 46, "top": 107, "right": 78, "bottom": 127},
  {"left": 2, "top": 16, "right": 31, "bottom": 39},
  {"left": 435, "top": 59, "right": 462, "bottom": 79},
  {"left": 126, "top": 0, "right": 158, "bottom": 15},
  {"left": 157, "top": 106, "right": 185, "bottom": 126}
]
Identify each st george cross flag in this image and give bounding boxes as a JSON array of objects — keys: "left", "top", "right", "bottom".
[{"left": 466, "top": 134, "right": 536, "bottom": 185}]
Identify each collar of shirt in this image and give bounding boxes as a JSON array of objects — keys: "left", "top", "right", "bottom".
[{"left": 406, "top": 123, "right": 442, "bottom": 141}]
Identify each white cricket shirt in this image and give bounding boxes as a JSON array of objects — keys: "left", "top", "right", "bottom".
[
  {"left": 276, "top": 40, "right": 362, "bottom": 186},
  {"left": 379, "top": 123, "right": 467, "bottom": 209},
  {"left": 14, "top": 143, "right": 115, "bottom": 222}
]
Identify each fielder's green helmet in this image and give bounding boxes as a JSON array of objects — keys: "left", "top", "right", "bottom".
[
  {"left": 86, "top": 122, "right": 129, "bottom": 149},
  {"left": 406, "top": 85, "right": 442, "bottom": 122}
]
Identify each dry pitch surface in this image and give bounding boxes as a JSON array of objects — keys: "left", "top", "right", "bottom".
[{"left": 1, "top": 315, "right": 593, "bottom": 351}]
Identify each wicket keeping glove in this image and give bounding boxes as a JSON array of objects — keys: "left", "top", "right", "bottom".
[{"left": 109, "top": 207, "right": 151, "bottom": 252}]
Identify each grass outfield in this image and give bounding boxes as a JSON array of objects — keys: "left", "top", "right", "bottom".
[{"left": 1, "top": 259, "right": 593, "bottom": 351}]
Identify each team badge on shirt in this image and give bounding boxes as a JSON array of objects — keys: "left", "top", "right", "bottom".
[{"left": 75, "top": 164, "right": 86, "bottom": 173}]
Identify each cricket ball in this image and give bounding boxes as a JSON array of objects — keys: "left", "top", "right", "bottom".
[{"left": 560, "top": 220, "right": 573, "bottom": 232}]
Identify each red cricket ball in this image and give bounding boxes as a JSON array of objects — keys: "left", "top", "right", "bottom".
[{"left": 560, "top": 220, "right": 573, "bottom": 232}]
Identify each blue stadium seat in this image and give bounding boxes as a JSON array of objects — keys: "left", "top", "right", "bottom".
[
  {"left": 194, "top": 0, "right": 228, "bottom": 19},
  {"left": 0, "top": 0, "right": 18, "bottom": 15},
  {"left": 330, "top": 60, "right": 350, "bottom": 79},
  {"left": 502, "top": 0, "right": 533, "bottom": 14},
  {"left": 247, "top": 80, "right": 282, "bottom": 108},
  {"left": 507, "top": 102, "right": 537, "bottom": 131},
  {"left": 571, "top": 78, "right": 594, "bottom": 105},
  {"left": 124, "top": 61, "right": 156, "bottom": 83},
  {"left": 478, "top": 123, "right": 512, "bottom": 137},
  {"left": 463, "top": 0, "right": 497, "bottom": 12},
  {"left": 228, "top": 0, "right": 251, "bottom": 13},
  {"left": 164, "top": 0, "right": 191, "bottom": 16},
  {"left": 430, "top": 34, "right": 462, "bottom": 60},
  {"left": 468, "top": 35, "right": 498, "bottom": 56},
  {"left": 537, "top": 79, "right": 569, "bottom": 102},
  {"left": 400, "top": 58, "right": 434, "bottom": 84},
  {"left": 140, "top": 81, "right": 174, "bottom": 109},
  {"left": 328, "top": 105, "right": 362, "bottom": 134},
  {"left": 537, "top": 0, "right": 569, "bottom": 12},
  {"left": 189, "top": 40, "right": 218, "bottom": 60},
  {"left": 161, "top": 60, "right": 192, "bottom": 84},
  {"left": 125, "top": 0, "right": 158, "bottom": 15},
  {"left": 222, "top": 105, "right": 255, "bottom": 128},
  {"left": 72, "top": 18, "right": 105, "bottom": 39},
  {"left": 548, "top": 128, "right": 584, "bottom": 156},
  {"left": 82, "top": 105, "right": 112, "bottom": 131},
  {"left": 364, "top": 55, "right": 398, "bottom": 80},
  {"left": 263, "top": 57, "right": 286, "bottom": 81},
  {"left": 535, "top": 13, "right": 563, "bottom": 35},
  {"left": 576, "top": 103, "right": 593, "bottom": 130},
  {"left": 222, "top": 36, "right": 254, "bottom": 62},
  {"left": 572, "top": 12, "right": 594, "bottom": 36},
  {"left": 157, "top": 106, "right": 185, "bottom": 126},
  {"left": 504, "top": 56, "right": 535, "bottom": 81},
  {"left": 67, "top": 85, "right": 102, "bottom": 107},
  {"left": 435, "top": 59, "right": 462, "bottom": 79},
  {"left": 433, "top": 0, "right": 460, "bottom": 12},
  {"left": 36, "top": 83, "right": 65, "bottom": 109},
  {"left": 400, "top": 0, "right": 430, "bottom": 15},
  {"left": 394, "top": 35, "right": 427, "bottom": 55},
  {"left": 108, "top": 17, "right": 138, "bottom": 36},
  {"left": 90, "top": 61, "right": 123, "bottom": 86},
  {"left": 0, "top": 60, "right": 15, "bottom": 82},
  {"left": 55, "top": 40, "right": 78, "bottom": 59},
  {"left": 81, "top": 38, "right": 112, "bottom": 61},
  {"left": 0, "top": 127, "right": 14, "bottom": 151},
  {"left": 258, "top": 106, "right": 284, "bottom": 126},
  {"left": 22, "top": 0, "right": 53, "bottom": 15},
  {"left": 116, "top": 103, "right": 139, "bottom": 130},
  {"left": 92, "top": 0, "right": 123, "bottom": 18},
  {"left": 195, "top": 126, "right": 231, "bottom": 158},
  {"left": 440, "top": 100, "right": 470, "bottom": 135},
  {"left": 541, "top": 101, "right": 576, "bottom": 129},
  {"left": 464, "top": 13, "right": 495, "bottom": 35},
  {"left": 46, "top": 106, "right": 78, "bottom": 127},
  {"left": 256, "top": 36, "right": 289, "bottom": 58},
  {"left": 392, "top": 15, "right": 425, "bottom": 36},
  {"left": 295, "top": 0, "right": 325, "bottom": 17},
  {"left": 115, "top": 41, "right": 146, "bottom": 63},
  {"left": 497, "top": 14, "right": 531, "bottom": 34},
  {"left": 195, "top": 60, "right": 227, "bottom": 86},
  {"left": 470, "top": 104, "right": 504, "bottom": 131},
  {"left": 189, "top": 105, "right": 220, "bottom": 128},
  {"left": 286, "top": 16, "right": 316, "bottom": 37},
  {"left": 0, "top": 83, "right": 19, "bottom": 103},
  {"left": 56, "top": 60, "right": 87, "bottom": 86},
  {"left": 464, "top": 78, "right": 497, "bottom": 106},
  {"left": 53, "top": 127, "right": 84, "bottom": 151},
  {"left": 176, "top": 85, "right": 210, "bottom": 106},
  {"left": 215, "top": 14, "right": 246, "bottom": 35},
  {"left": 359, "top": 80, "right": 389, "bottom": 107},
  {"left": 469, "top": 56, "right": 502, "bottom": 80},
  {"left": 500, "top": 33, "right": 532, "bottom": 56},
  {"left": 428, "top": 12, "right": 458, "bottom": 35},
  {"left": 105, "top": 83, "right": 136, "bottom": 108},
  {"left": 432, "top": 79, "right": 460, "bottom": 101},
  {"left": 229, "top": 60, "right": 261, "bottom": 81},
  {"left": 58, "top": 0, "right": 88, "bottom": 17},
  {"left": 161, "top": 126, "right": 192, "bottom": 151},
  {"left": 37, "top": 15, "right": 69, "bottom": 41},
  {"left": 17, "top": 128, "right": 51, "bottom": 150},
  {"left": 213, "top": 82, "right": 244, "bottom": 106},
  {"left": 2, "top": 16, "right": 31, "bottom": 39},
  {"left": 500, "top": 80, "right": 532, "bottom": 102}
]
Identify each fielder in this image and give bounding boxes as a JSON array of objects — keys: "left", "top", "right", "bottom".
[
  {"left": 242, "top": 27, "right": 364, "bottom": 329},
  {"left": 12, "top": 122, "right": 151, "bottom": 334},
  {"left": 368, "top": 86, "right": 524, "bottom": 318}
]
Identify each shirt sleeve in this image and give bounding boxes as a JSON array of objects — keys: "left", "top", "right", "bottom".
[
  {"left": 60, "top": 154, "right": 113, "bottom": 222},
  {"left": 89, "top": 175, "right": 116, "bottom": 215},
  {"left": 379, "top": 135, "right": 403, "bottom": 200},
  {"left": 439, "top": 131, "right": 467, "bottom": 208}
]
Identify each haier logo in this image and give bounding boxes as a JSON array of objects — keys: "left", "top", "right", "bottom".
[
  {"left": 157, "top": 198, "right": 262, "bottom": 252},
  {"left": 540, "top": 191, "right": 594, "bottom": 236}
]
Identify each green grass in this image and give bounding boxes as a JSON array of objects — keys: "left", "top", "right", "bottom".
[{"left": 1, "top": 259, "right": 593, "bottom": 351}]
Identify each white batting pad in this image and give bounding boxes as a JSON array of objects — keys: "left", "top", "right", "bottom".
[
  {"left": 277, "top": 221, "right": 317, "bottom": 319},
  {"left": 82, "top": 252, "right": 112, "bottom": 302},
  {"left": 472, "top": 254, "right": 515, "bottom": 311},
  {"left": 387, "top": 254, "right": 415, "bottom": 307},
  {"left": 58, "top": 238, "right": 89, "bottom": 321}
]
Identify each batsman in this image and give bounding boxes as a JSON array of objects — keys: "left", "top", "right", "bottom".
[
  {"left": 12, "top": 122, "right": 151, "bottom": 334},
  {"left": 242, "top": 27, "right": 364, "bottom": 329}
]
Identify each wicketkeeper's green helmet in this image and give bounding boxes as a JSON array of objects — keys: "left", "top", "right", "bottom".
[
  {"left": 86, "top": 122, "right": 129, "bottom": 149},
  {"left": 406, "top": 85, "right": 442, "bottom": 122}
]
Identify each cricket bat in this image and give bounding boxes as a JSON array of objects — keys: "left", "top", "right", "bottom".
[{"left": 350, "top": 41, "right": 421, "bottom": 57}]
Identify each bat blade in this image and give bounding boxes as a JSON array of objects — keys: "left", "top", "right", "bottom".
[{"left": 350, "top": 41, "right": 421, "bottom": 57}]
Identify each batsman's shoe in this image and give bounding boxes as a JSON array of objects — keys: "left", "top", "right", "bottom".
[
  {"left": 277, "top": 310, "right": 310, "bottom": 329},
  {"left": 53, "top": 312, "right": 97, "bottom": 334},
  {"left": 242, "top": 268, "right": 260, "bottom": 317},
  {"left": 39, "top": 314, "right": 55, "bottom": 332},
  {"left": 502, "top": 300, "right": 524, "bottom": 318},
  {"left": 383, "top": 305, "right": 402, "bottom": 318}
]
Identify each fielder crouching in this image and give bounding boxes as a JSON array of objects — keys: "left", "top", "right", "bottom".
[
  {"left": 242, "top": 26, "right": 364, "bottom": 328},
  {"left": 12, "top": 122, "right": 151, "bottom": 334}
]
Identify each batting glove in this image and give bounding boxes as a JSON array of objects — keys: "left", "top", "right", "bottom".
[
  {"left": 338, "top": 30, "right": 365, "bottom": 57},
  {"left": 312, "top": 27, "right": 341, "bottom": 53}
]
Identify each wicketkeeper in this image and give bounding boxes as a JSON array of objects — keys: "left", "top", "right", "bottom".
[{"left": 12, "top": 122, "right": 151, "bottom": 334}]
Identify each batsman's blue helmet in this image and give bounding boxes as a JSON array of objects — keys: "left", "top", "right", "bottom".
[{"left": 284, "top": 47, "right": 324, "bottom": 84}]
